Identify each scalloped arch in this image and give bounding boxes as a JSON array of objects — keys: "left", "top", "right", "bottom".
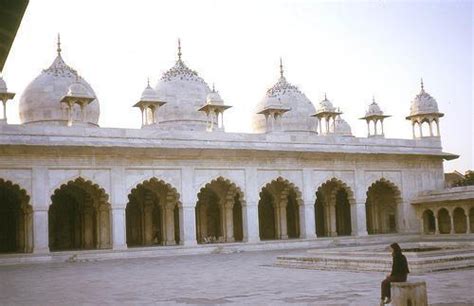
[
  {"left": 366, "top": 178, "right": 402, "bottom": 203},
  {"left": 0, "top": 178, "right": 31, "bottom": 207},
  {"left": 50, "top": 177, "right": 110, "bottom": 205},
  {"left": 260, "top": 176, "right": 303, "bottom": 205},
  {"left": 129, "top": 177, "right": 182, "bottom": 207},
  {"left": 197, "top": 176, "right": 246, "bottom": 207},
  {"left": 316, "top": 177, "right": 355, "bottom": 203}
]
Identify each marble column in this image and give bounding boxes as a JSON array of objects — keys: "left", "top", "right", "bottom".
[
  {"left": 351, "top": 201, "right": 368, "bottom": 236},
  {"left": 299, "top": 201, "right": 316, "bottom": 239},
  {"left": 225, "top": 202, "right": 235, "bottom": 242},
  {"left": 274, "top": 202, "right": 281, "bottom": 239},
  {"left": 180, "top": 205, "right": 197, "bottom": 246},
  {"left": 449, "top": 210, "right": 455, "bottom": 234},
  {"left": 111, "top": 207, "right": 127, "bottom": 250},
  {"left": 329, "top": 202, "right": 337, "bottom": 237},
  {"left": 279, "top": 200, "right": 288, "bottom": 239},
  {"left": 465, "top": 212, "right": 470, "bottom": 234},
  {"left": 242, "top": 202, "right": 260, "bottom": 243},
  {"left": 32, "top": 208, "right": 49, "bottom": 253},
  {"left": 164, "top": 205, "right": 176, "bottom": 245},
  {"left": 434, "top": 216, "right": 439, "bottom": 234}
]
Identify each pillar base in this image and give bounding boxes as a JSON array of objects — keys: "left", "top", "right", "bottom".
[
  {"left": 32, "top": 247, "right": 50, "bottom": 254},
  {"left": 165, "top": 241, "right": 177, "bottom": 246},
  {"left": 226, "top": 237, "right": 235, "bottom": 243},
  {"left": 112, "top": 244, "right": 128, "bottom": 251}
]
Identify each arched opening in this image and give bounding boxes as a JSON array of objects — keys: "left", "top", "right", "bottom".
[
  {"left": 315, "top": 178, "right": 353, "bottom": 237},
  {"left": 421, "top": 121, "right": 431, "bottom": 137},
  {"left": 0, "top": 179, "right": 33, "bottom": 253},
  {"left": 422, "top": 210, "right": 435, "bottom": 234},
  {"left": 453, "top": 207, "right": 467, "bottom": 234},
  {"left": 365, "top": 180, "right": 400, "bottom": 234},
  {"left": 196, "top": 177, "right": 244, "bottom": 244},
  {"left": 437, "top": 208, "right": 451, "bottom": 234},
  {"left": 258, "top": 178, "right": 301, "bottom": 240},
  {"left": 49, "top": 178, "right": 111, "bottom": 251},
  {"left": 126, "top": 178, "right": 180, "bottom": 247}
]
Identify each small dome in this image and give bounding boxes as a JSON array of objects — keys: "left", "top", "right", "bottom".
[
  {"left": 19, "top": 39, "right": 99, "bottom": 126},
  {"left": 366, "top": 99, "right": 383, "bottom": 117},
  {"left": 332, "top": 115, "right": 352, "bottom": 136},
  {"left": 252, "top": 60, "right": 315, "bottom": 133},
  {"left": 154, "top": 41, "right": 211, "bottom": 131},
  {"left": 206, "top": 87, "right": 224, "bottom": 105},
  {"left": 140, "top": 83, "right": 160, "bottom": 102},
  {"left": 409, "top": 81, "right": 440, "bottom": 116},
  {"left": 66, "top": 79, "right": 94, "bottom": 99},
  {"left": 0, "top": 76, "right": 7, "bottom": 93},
  {"left": 316, "top": 94, "right": 336, "bottom": 113}
]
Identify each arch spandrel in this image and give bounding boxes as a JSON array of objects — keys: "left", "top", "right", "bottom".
[
  {"left": 196, "top": 176, "right": 246, "bottom": 207},
  {"left": 48, "top": 170, "right": 111, "bottom": 198},
  {"left": 125, "top": 169, "right": 181, "bottom": 198},
  {"left": 0, "top": 170, "right": 33, "bottom": 198},
  {"left": 128, "top": 177, "right": 182, "bottom": 207},
  {"left": 50, "top": 177, "right": 110, "bottom": 204}
]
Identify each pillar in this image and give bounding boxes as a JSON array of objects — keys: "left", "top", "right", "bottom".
[
  {"left": 449, "top": 210, "right": 454, "bottom": 234},
  {"left": 351, "top": 201, "right": 368, "bottom": 236},
  {"left": 429, "top": 121, "right": 434, "bottom": 136},
  {"left": 164, "top": 205, "right": 176, "bottom": 245},
  {"left": 434, "top": 216, "right": 439, "bottom": 234},
  {"left": 225, "top": 202, "right": 234, "bottom": 242},
  {"left": 329, "top": 202, "right": 337, "bottom": 236},
  {"left": 435, "top": 119, "right": 440, "bottom": 136},
  {"left": 32, "top": 208, "right": 49, "bottom": 253},
  {"left": 279, "top": 200, "right": 288, "bottom": 239},
  {"left": 419, "top": 213, "right": 424, "bottom": 235},
  {"left": 180, "top": 205, "right": 197, "bottom": 246},
  {"left": 112, "top": 207, "right": 127, "bottom": 250},
  {"left": 299, "top": 201, "right": 316, "bottom": 239},
  {"left": 465, "top": 212, "right": 470, "bottom": 234},
  {"left": 412, "top": 122, "right": 416, "bottom": 138},
  {"left": 243, "top": 202, "right": 260, "bottom": 243}
]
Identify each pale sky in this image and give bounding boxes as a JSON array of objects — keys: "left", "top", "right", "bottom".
[{"left": 3, "top": 0, "right": 473, "bottom": 172}]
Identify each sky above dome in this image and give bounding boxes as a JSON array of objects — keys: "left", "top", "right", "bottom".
[{"left": 2, "top": 0, "right": 472, "bottom": 172}]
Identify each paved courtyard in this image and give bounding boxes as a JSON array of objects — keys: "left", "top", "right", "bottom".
[{"left": 0, "top": 249, "right": 473, "bottom": 305}]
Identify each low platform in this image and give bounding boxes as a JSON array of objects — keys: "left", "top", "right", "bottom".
[{"left": 275, "top": 240, "right": 474, "bottom": 274}]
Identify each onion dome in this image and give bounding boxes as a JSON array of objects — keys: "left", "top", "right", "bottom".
[
  {"left": 0, "top": 76, "right": 7, "bottom": 93},
  {"left": 407, "top": 79, "right": 443, "bottom": 118},
  {"left": 315, "top": 93, "right": 336, "bottom": 114},
  {"left": 154, "top": 39, "right": 211, "bottom": 131},
  {"left": 19, "top": 35, "right": 99, "bottom": 126},
  {"left": 252, "top": 58, "right": 316, "bottom": 133},
  {"left": 366, "top": 99, "right": 383, "bottom": 116},
  {"left": 206, "top": 85, "right": 224, "bottom": 105},
  {"left": 332, "top": 115, "right": 353, "bottom": 136},
  {"left": 140, "top": 80, "right": 161, "bottom": 102}
]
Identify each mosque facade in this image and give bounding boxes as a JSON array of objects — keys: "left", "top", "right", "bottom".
[{"left": 0, "top": 38, "right": 469, "bottom": 256}]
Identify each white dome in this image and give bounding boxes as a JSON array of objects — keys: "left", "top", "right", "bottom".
[
  {"left": 154, "top": 52, "right": 211, "bottom": 131},
  {"left": 366, "top": 100, "right": 383, "bottom": 117},
  {"left": 0, "top": 76, "right": 7, "bottom": 93},
  {"left": 66, "top": 79, "right": 94, "bottom": 99},
  {"left": 316, "top": 95, "right": 336, "bottom": 113},
  {"left": 19, "top": 52, "right": 99, "bottom": 126},
  {"left": 140, "top": 83, "right": 160, "bottom": 102},
  {"left": 252, "top": 64, "right": 315, "bottom": 133},
  {"left": 206, "top": 89, "right": 224, "bottom": 105},
  {"left": 332, "top": 115, "right": 352, "bottom": 136},
  {"left": 409, "top": 83, "right": 440, "bottom": 116}
]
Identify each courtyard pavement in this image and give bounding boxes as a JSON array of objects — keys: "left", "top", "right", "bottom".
[{"left": 0, "top": 248, "right": 473, "bottom": 305}]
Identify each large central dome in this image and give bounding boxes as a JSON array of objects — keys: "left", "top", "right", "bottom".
[
  {"left": 154, "top": 41, "right": 211, "bottom": 131},
  {"left": 252, "top": 60, "right": 316, "bottom": 133},
  {"left": 19, "top": 37, "right": 99, "bottom": 126}
]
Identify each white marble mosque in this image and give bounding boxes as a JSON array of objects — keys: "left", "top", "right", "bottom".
[{"left": 0, "top": 37, "right": 472, "bottom": 257}]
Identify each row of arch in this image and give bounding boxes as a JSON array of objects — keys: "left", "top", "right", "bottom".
[
  {"left": 0, "top": 176, "right": 403, "bottom": 253},
  {"left": 421, "top": 207, "right": 474, "bottom": 235}
]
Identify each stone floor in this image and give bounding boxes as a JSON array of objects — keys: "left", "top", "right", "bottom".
[{"left": 0, "top": 248, "right": 473, "bottom": 305}]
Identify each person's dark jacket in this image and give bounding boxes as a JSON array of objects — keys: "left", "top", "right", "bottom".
[{"left": 391, "top": 253, "right": 409, "bottom": 277}]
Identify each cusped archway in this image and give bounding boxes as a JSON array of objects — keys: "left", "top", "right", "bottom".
[
  {"left": 126, "top": 178, "right": 181, "bottom": 247},
  {"left": 258, "top": 177, "right": 302, "bottom": 240},
  {"left": 196, "top": 177, "right": 244, "bottom": 244},
  {"left": 365, "top": 178, "right": 402, "bottom": 234},
  {"left": 437, "top": 208, "right": 451, "bottom": 234},
  {"left": 49, "top": 177, "right": 111, "bottom": 251},
  {"left": 453, "top": 207, "right": 467, "bottom": 234},
  {"left": 0, "top": 179, "right": 33, "bottom": 253},
  {"left": 315, "top": 178, "right": 354, "bottom": 237}
]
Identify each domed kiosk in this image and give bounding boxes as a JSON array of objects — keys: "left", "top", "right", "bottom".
[
  {"left": 252, "top": 59, "right": 316, "bottom": 133},
  {"left": 154, "top": 40, "right": 212, "bottom": 131},
  {"left": 19, "top": 36, "right": 99, "bottom": 126}
]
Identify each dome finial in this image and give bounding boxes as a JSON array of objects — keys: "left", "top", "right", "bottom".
[
  {"left": 420, "top": 78, "right": 424, "bottom": 91},
  {"left": 372, "top": 95, "right": 376, "bottom": 104},
  {"left": 279, "top": 57, "right": 284, "bottom": 78},
  {"left": 177, "top": 38, "right": 182, "bottom": 61},
  {"left": 147, "top": 77, "right": 150, "bottom": 87},
  {"left": 324, "top": 92, "right": 327, "bottom": 100},
  {"left": 212, "top": 83, "right": 215, "bottom": 92},
  {"left": 57, "top": 33, "right": 62, "bottom": 56}
]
